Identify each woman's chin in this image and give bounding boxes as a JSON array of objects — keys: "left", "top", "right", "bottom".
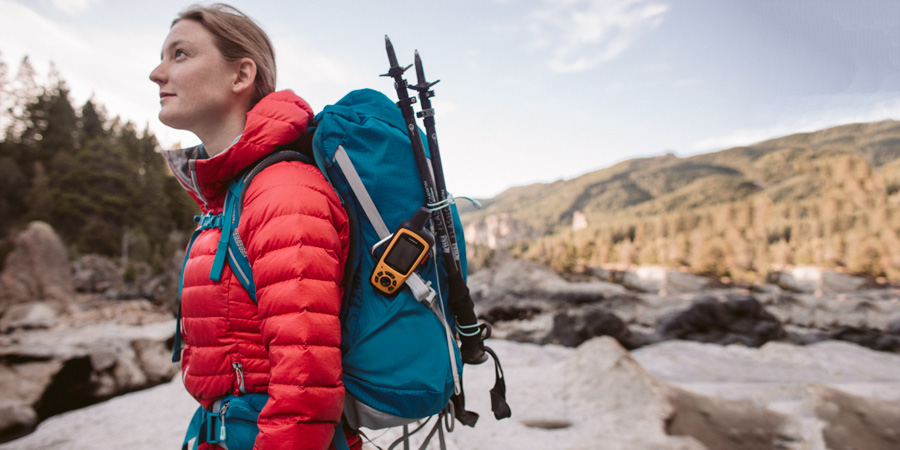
[{"left": 158, "top": 111, "right": 189, "bottom": 131}]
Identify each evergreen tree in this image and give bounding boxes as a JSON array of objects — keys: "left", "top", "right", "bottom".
[
  {"left": 79, "top": 98, "right": 106, "bottom": 143},
  {"left": 0, "top": 50, "right": 10, "bottom": 134},
  {"left": 5, "top": 56, "right": 39, "bottom": 142},
  {"left": 47, "top": 134, "right": 130, "bottom": 255}
]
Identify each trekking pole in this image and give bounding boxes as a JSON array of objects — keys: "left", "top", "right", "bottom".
[
  {"left": 382, "top": 36, "right": 487, "bottom": 365},
  {"left": 409, "top": 50, "right": 462, "bottom": 270}
]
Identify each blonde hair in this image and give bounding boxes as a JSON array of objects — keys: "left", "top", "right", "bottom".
[{"left": 175, "top": 3, "right": 276, "bottom": 105}]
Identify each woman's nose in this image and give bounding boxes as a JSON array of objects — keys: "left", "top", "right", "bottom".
[{"left": 149, "top": 63, "right": 165, "bottom": 85}]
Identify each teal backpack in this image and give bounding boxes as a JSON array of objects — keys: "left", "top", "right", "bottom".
[
  {"left": 176, "top": 89, "right": 508, "bottom": 450},
  {"left": 310, "top": 89, "right": 467, "bottom": 427}
]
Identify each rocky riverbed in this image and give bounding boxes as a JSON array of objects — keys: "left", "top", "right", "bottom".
[
  {"left": 0, "top": 222, "right": 179, "bottom": 442},
  {"left": 472, "top": 253, "right": 900, "bottom": 354},
  {"left": 3, "top": 337, "right": 900, "bottom": 450},
  {"left": 2, "top": 222, "right": 899, "bottom": 448}
]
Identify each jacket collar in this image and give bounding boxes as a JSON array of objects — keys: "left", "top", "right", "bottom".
[{"left": 163, "top": 90, "right": 314, "bottom": 210}]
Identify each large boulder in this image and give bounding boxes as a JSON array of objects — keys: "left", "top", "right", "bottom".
[
  {"left": 540, "top": 307, "right": 646, "bottom": 349},
  {"left": 463, "top": 214, "right": 541, "bottom": 249},
  {"left": 0, "top": 222, "right": 72, "bottom": 311},
  {"left": 812, "top": 385, "right": 900, "bottom": 450},
  {"left": 633, "top": 339, "right": 900, "bottom": 449},
  {"left": 551, "top": 337, "right": 797, "bottom": 449},
  {"left": 658, "top": 296, "right": 785, "bottom": 347}
]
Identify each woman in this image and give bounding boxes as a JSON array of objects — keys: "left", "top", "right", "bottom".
[{"left": 149, "top": 4, "right": 360, "bottom": 449}]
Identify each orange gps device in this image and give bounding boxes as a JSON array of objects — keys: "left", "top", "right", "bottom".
[{"left": 371, "top": 207, "right": 434, "bottom": 295}]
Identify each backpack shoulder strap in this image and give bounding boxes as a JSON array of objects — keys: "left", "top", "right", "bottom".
[
  {"left": 209, "top": 150, "right": 312, "bottom": 303},
  {"left": 238, "top": 150, "right": 312, "bottom": 206}
]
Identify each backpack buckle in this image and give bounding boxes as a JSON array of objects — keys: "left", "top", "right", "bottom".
[
  {"left": 196, "top": 212, "right": 223, "bottom": 231},
  {"left": 204, "top": 411, "right": 222, "bottom": 444}
]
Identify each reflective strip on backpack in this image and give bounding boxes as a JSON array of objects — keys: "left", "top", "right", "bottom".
[
  {"left": 333, "top": 145, "right": 437, "bottom": 303},
  {"left": 334, "top": 145, "right": 390, "bottom": 238}
]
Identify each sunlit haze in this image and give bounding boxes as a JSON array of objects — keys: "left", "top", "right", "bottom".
[{"left": 2, "top": 0, "right": 899, "bottom": 197}]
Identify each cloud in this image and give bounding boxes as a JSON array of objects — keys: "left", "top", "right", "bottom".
[
  {"left": 526, "top": 0, "right": 668, "bottom": 73},
  {"left": 51, "top": 0, "right": 100, "bottom": 15}
]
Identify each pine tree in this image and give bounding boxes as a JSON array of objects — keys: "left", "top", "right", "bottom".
[
  {"left": 79, "top": 98, "right": 106, "bottom": 143},
  {"left": 0, "top": 50, "right": 10, "bottom": 134},
  {"left": 5, "top": 56, "right": 39, "bottom": 142}
]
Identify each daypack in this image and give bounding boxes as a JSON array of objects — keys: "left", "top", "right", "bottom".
[
  {"left": 308, "top": 89, "right": 466, "bottom": 428},
  {"left": 175, "top": 88, "right": 506, "bottom": 449}
]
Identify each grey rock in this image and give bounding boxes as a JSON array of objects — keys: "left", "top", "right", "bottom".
[
  {"left": 554, "top": 337, "right": 798, "bottom": 449},
  {"left": 0, "top": 400, "right": 37, "bottom": 443},
  {"left": 70, "top": 255, "right": 120, "bottom": 294},
  {"left": 0, "top": 321, "right": 177, "bottom": 440},
  {"left": 622, "top": 266, "right": 712, "bottom": 294},
  {"left": 812, "top": 384, "right": 900, "bottom": 450},
  {"left": 8, "top": 338, "right": 900, "bottom": 449},
  {"left": 658, "top": 296, "right": 785, "bottom": 347},
  {"left": 463, "top": 214, "right": 541, "bottom": 249},
  {"left": 770, "top": 266, "right": 868, "bottom": 294},
  {"left": 0, "top": 222, "right": 72, "bottom": 311},
  {"left": 540, "top": 307, "right": 646, "bottom": 349},
  {"left": 0, "top": 303, "right": 59, "bottom": 333}
]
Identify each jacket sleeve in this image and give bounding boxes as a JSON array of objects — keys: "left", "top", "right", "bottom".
[{"left": 241, "top": 162, "right": 349, "bottom": 450}]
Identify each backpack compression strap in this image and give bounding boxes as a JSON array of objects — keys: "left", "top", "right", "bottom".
[{"left": 332, "top": 145, "right": 437, "bottom": 304}]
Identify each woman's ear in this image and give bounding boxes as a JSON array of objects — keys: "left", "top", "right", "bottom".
[{"left": 233, "top": 57, "right": 257, "bottom": 95}]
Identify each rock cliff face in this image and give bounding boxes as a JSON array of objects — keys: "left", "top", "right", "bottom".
[{"left": 464, "top": 214, "right": 542, "bottom": 249}]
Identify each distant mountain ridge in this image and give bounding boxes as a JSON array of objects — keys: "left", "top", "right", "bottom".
[
  {"left": 462, "top": 120, "right": 900, "bottom": 233},
  {"left": 460, "top": 120, "right": 900, "bottom": 280}
]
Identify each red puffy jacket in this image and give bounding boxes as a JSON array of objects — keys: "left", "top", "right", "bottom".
[{"left": 164, "top": 91, "right": 360, "bottom": 450}]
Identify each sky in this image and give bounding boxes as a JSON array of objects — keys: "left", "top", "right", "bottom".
[{"left": 1, "top": 0, "right": 899, "bottom": 198}]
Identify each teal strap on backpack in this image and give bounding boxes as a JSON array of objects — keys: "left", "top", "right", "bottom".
[
  {"left": 209, "top": 179, "right": 258, "bottom": 302},
  {"left": 181, "top": 394, "right": 268, "bottom": 450},
  {"left": 172, "top": 153, "right": 307, "bottom": 360},
  {"left": 332, "top": 422, "right": 351, "bottom": 450}
]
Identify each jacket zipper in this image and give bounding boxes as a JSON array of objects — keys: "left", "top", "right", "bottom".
[
  {"left": 219, "top": 400, "right": 230, "bottom": 441},
  {"left": 232, "top": 362, "right": 246, "bottom": 394},
  {"left": 189, "top": 159, "right": 209, "bottom": 209}
]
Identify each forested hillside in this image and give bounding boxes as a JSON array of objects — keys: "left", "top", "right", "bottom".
[
  {"left": 3, "top": 49, "right": 898, "bottom": 285},
  {"left": 0, "top": 52, "right": 196, "bottom": 272},
  {"left": 463, "top": 120, "right": 900, "bottom": 282}
]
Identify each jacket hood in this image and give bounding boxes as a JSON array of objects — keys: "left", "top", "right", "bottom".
[{"left": 163, "top": 90, "right": 314, "bottom": 210}]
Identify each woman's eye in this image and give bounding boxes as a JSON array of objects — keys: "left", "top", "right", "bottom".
[{"left": 174, "top": 49, "right": 186, "bottom": 59}]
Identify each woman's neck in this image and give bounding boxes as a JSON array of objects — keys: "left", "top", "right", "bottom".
[{"left": 198, "top": 114, "right": 246, "bottom": 157}]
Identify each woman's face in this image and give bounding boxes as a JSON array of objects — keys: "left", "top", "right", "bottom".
[{"left": 149, "top": 20, "right": 239, "bottom": 134}]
